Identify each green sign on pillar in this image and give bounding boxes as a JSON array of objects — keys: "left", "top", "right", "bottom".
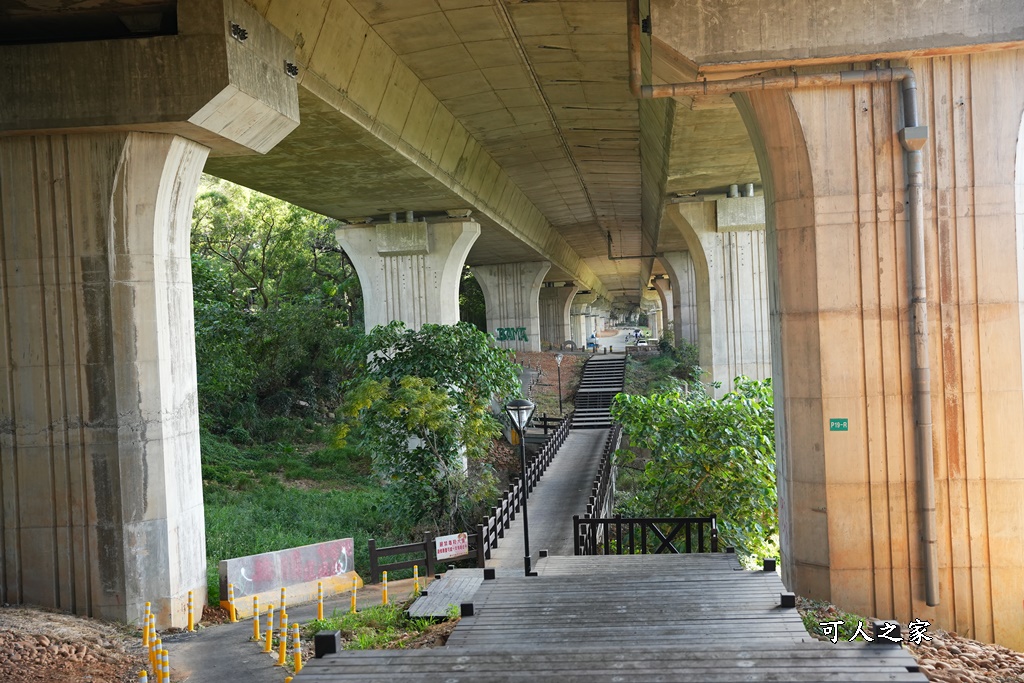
[{"left": 829, "top": 418, "right": 849, "bottom": 432}]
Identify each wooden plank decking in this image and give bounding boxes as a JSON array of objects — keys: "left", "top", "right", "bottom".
[
  {"left": 298, "top": 554, "right": 927, "bottom": 682},
  {"left": 406, "top": 569, "right": 483, "bottom": 618}
]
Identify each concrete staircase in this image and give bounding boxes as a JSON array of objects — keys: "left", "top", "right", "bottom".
[{"left": 571, "top": 354, "right": 625, "bottom": 429}]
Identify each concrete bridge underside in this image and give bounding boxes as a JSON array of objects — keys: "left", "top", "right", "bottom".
[{"left": 2, "top": 0, "right": 1024, "bottom": 651}]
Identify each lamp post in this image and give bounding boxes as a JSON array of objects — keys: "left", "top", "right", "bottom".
[
  {"left": 505, "top": 398, "right": 536, "bottom": 576},
  {"left": 554, "top": 353, "right": 564, "bottom": 415}
]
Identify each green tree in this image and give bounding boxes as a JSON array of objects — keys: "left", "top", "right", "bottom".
[
  {"left": 338, "top": 322, "right": 521, "bottom": 532},
  {"left": 610, "top": 377, "right": 778, "bottom": 562}
]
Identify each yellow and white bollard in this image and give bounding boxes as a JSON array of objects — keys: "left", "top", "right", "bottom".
[
  {"left": 317, "top": 581, "right": 324, "bottom": 621},
  {"left": 187, "top": 591, "right": 194, "bottom": 632},
  {"left": 275, "top": 621, "right": 288, "bottom": 666},
  {"left": 150, "top": 637, "right": 161, "bottom": 678},
  {"left": 350, "top": 576, "right": 357, "bottom": 614},
  {"left": 413, "top": 565, "right": 420, "bottom": 594},
  {"left": 279, "top": 587, "right": 287, "bottom": 630},
  {"left": 227, "top": 583, "right": 237, "bottom": 623},
  {"left": 143, "top": 602, "right": 151, "bottom": 647},
  {"left": 252, "top": 596, "right": 261, "bottom": 641},
  {"left": 291, "top": 622, "right": 303, "bottom": 673},
  {"left": 264, "top": 604, "right": 274, "bottom": 653},
  {"left": 161, "top": 648, "right": 169, "bottom": 683},
  {"left": 138, "top": 670, "right": 148, "bottom": 683},
  {"left": 382, "top": 571, "right": 388, "bottom": 606}
]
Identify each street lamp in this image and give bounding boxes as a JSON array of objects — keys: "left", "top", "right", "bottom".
[
  {"left": 505, "top": 398, "right": 536, "bottom": 576},
  {"left": 554, "top": 353, "right": 564, "bottom": 415}
]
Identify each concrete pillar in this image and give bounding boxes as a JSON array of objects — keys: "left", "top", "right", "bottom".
[
  {"left": 651, "top": 277, "right": 674, "bottom": 343},
  {"left": 659, "top": 252, "right": 698, "bottom": 347},
  {"left": 336, "top": 220, "right": 481, "bottom": 333},
  {"left": 642, "top": 288, "right": 662, "bottom": 340},
  {"left": 0, "top": 132, "right": 209, "bottom": 628},
  {"left": 570, "top": 292, "right": 598, "bottom": 346},
  {"left": 736, "top": 50, "right": 1024, "bottom": 649},
  {"left": 471, "top": 262, "right": 551, "bottom": 352},
  {"left": 538, "top": 283, "right": 578, "bottom": 349},
  {"left": 662, "top": 204, "right": 771, "bottom": 390}
]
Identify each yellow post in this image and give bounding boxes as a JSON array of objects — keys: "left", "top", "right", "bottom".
[
  {"left": 291, "top": 622, "right": 303, "bottom": 673},
  {"left": 275, "top": 624, "right": 287, "bottom": 666},
  {"left": 151, "top": 637, "right": 161, "bottom": 679},
  {"left": 382, "top": 571, "right": 388, "bottom": 606},
  {"left": 187, "top": 591, "right": 194, "bottom": 632},
  {"left": 413, "top": 565, "right": 420, "bottom": 594},
  {"left": 143, "top": 602, "right": 151, "bottom": 647},
  {"left": 227, "top": 583, "right": 237, "bottom": 623},
  {"left": 138, "top": 670, "right": 148, "bottom": 683},
  {"left": 263, "top": 604, "right": 274, "bottom": 653},
  {"left": 252, "top": 596, "right": 261, "bottom": 641},
  {"left": 278, "top": 611, "right": 288, "bottom": 658},
  {"left": 279, "top": 587, "right": 287, "bottom": 630},
  {"left": 161, "top": 649, "right": 169, "bottom": 683},
  {"left": 317, "top": 581, "right": 324, "bottom": 621},
  {"left": 350, "top": 576, "right": 357, "bottom": 614}
]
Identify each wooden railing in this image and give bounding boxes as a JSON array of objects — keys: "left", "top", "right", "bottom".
[
  {"left": 478, "top": 413, "right": 573, "bottom": 560},
  {"left": 367, "top": 530, "right": 487, "bottom": 584},
  {"left": 573, "top": 514, "right": 719, "bottom": 555},
  {"left": 367, "top": 413, "right": 574, "bottom": 579}
]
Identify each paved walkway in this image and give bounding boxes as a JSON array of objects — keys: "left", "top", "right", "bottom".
[
  {"left": 162, "top": 578, "right": 426, "bottom": 683},
  {"left": 486, "top": 428, "right": 609, "bottom": 571}
]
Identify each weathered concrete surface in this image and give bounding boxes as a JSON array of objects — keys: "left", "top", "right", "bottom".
[
  {"left": 218, "top": 538, "right": 361, "bottom": 619},
  {"left": 337, "top": 220, "right": 480, "bottom": 333},
  {"left": 652, "top": 0, "right": 1024, "bottom": 74},
  {"left": 472, "top": 261, "right": 550, "bottom": 352},
  {"left": 736, "top": 49, "right": 1024, "bottom": 649},
  {"left": 538, "top": 283, "right": 578, "bottom": 349},
  {"left": 0, "top": 131, "right": 209, "bottom": 628},
  {"left": 665, "top": 202, "right": 771, "bottom": 389},
  {"left": 570, "top": 292, "right": 599, "bottom": 347},
  {"left": 0, "top": 0, "right": 299, "bottom": 155}
]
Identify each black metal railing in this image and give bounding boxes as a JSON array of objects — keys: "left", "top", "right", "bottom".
[
  {"left": 478, "top": 413, "right": 573, "bottom": 560},
  {"left": 573, "top": 514, "right": 719, "bottom": 555}
]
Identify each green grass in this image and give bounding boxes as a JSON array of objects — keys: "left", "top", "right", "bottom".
[
  {"left": 303, "top": 604, "right": 435, "bottom": 650},
  {"left": 798, "top": 598, "right": 874, "bottom": 642},
  {"left": 201, "top": 421, "right": 416, "bottom": 603}
]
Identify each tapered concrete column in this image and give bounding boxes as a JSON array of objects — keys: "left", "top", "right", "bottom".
[
  {"left": 336, "top": 220, "right": 480, "bottom": 333},
  {"left": 663, "top": 204, "right": 771, "bottom": 390},
  {"left": 736, "top": 50, "right": 1024, "bottom": 649},
  {"left": 658, "top": 252, "right": 698, "bottom": 346},
  {"left": 538, "top": 283, "right": 578, "bottom": 349},
  {"left": 0, "top": 132, "right": 208, "bottom": 628},
  {"left": 570, "top": 292, "right": 598, "bottom": 346},
  {"left": 651, "top": 277, "right": 674, "bottom": 342},
  {"left": 642, "top": 289, "right": 662, "bottom": 340},
  {"left": 471, "top": 262, "right": 550, "bottom": 352}
]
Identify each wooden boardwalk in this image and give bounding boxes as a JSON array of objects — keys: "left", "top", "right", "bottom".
[
  {"left": 406, "top": 569, "right": 483, "bottom": 618},
  {"left": 298, "top": 554, "right": 927, "bottom": 682}
]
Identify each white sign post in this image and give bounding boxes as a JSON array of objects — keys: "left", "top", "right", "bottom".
[{"left": 435, "top": 532, "right": 468, "bottom": 561}]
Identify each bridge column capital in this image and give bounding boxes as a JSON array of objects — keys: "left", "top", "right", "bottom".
[{"left": 471, "top": 262, "right": 551, "bottom": 353}]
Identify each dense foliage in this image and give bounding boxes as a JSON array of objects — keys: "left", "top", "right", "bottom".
[
  {"left": 610, "top": 376, "right": 778, "bottom": 563},
  {"left": 338, "top": 321, "right": 521, "bottom": 533},
  {"left": 191, "top": 175, "right": 363, "bottom": 433}
]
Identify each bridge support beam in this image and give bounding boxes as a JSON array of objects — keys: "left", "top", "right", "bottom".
[
  {"left": 0, "top": 132, "right": 209, "bottom": 629},
  {"left": 663, "top": 204, "right": 771, "bottom": 390},
  {"left": 651, "top": 277, "right": 675, "bottom": 344},
  {"left": 737, "top": 50, "right": 1024, "bottom": 649},
  {"left": 539, "top": 283, "right": 578, "bottom": 350},
  {"left": 658, "top": 253, "right": 698, "bottom": 347},
  {"left": 570, "top": 293, "right": 598, "bottom": 347},
  {"left": 471, "top": 262, "right": 551, "bottom": 352},
  {"left": 336, "top": 220, "right": 480, "bottom": 333}
]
